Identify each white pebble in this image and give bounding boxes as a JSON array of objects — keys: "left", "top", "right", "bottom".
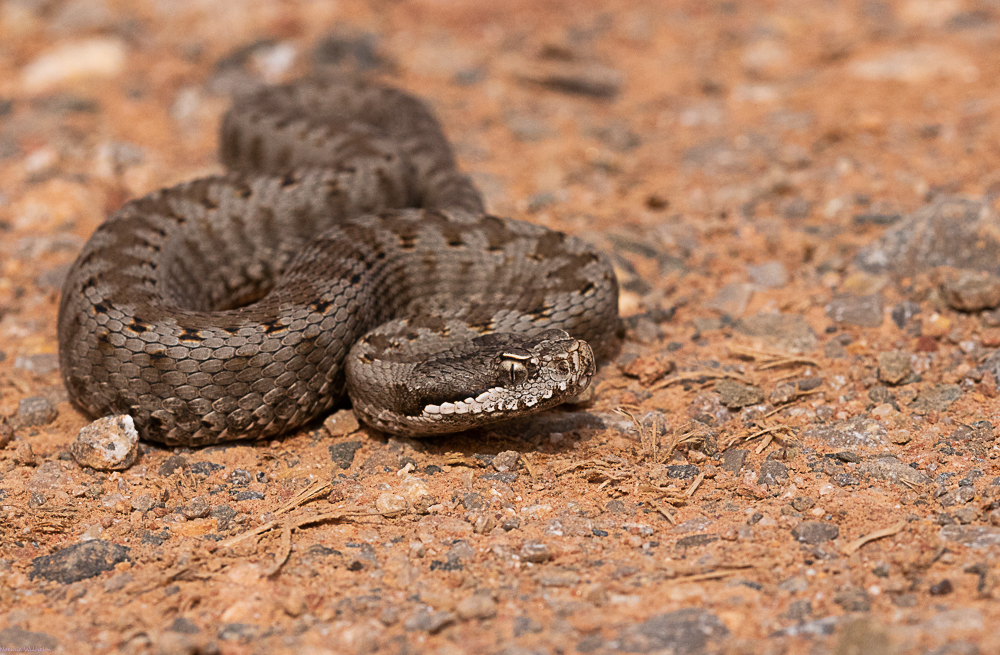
[{"left": 22, "top": 37, "right": 126, "bottom": 93}]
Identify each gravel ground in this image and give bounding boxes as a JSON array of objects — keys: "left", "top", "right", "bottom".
[{"left": 3, "top": 1, "right": 1000, "bottom": 653}]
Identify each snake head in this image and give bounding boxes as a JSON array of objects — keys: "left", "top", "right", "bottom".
[
  {"left": 410, "top": 329, "right": 596, "bottom": 431},
  {"left": 347, "top": 327, "right": 597, "bottom": 436}
]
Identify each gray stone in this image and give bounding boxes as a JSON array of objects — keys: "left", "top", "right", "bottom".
[
  {"left": 877, "top": 351, "right": 912, "bottom": 385},
  {"left": 361, "top": 448, "right": 401, "bottom": 473},
  {"left": 939, "top": 486, "right": 975, "bottom": 508},
  {"left": 167, "top": 617, "right": 200, "bottom": 634},
  {"left": 404, "top": 607, "right": 456, "bottom": 633},
  {"left": 757, "top": 460, "right": 789, "bottom": 487},
  {"left": 324, "top": 409, "right": 360, "bottom": 436},
  {"left": 722, "top": 449, "right": 748, "bottom": 473},
  {"left": 748, "top": 261, "right": 789, "bottom": 288},
  {"left": 778, "top": 576, "right": 809, "bottom": 593},
  {"left": 803, "top": 417, "right": 886, "bottom": 449},
  {"left": 14, "top": 396, "right": 58, "bottom": 428},
  {"left": 30, "top": 539, "right": 130, "bottom": 584},
  {"left": 181, "top": 496, "right": 210, "bottom": 519},
  {"left": 0, "top": 627, "right": 58, "bottom": 651},
  {"left": 823, "top": 340, "right": 848, "bottom": 358},
  {"left": 792, "top": 496, "right": 816, "bottom": 512},
  {"left": 715, "top": 379, "right": 765, "bottom": 409},
  {"left": 13, "top": 353, "right": 59, "bottom": 374},
  {"left": 855, "top": 197, "right": 1000, "bottom": 278},
  {"left": 217, "top": 623, "right": 260, "bottom": 642},
  {"left": 784, "top": 600, "right": 813, "bottom": 621},
  {"left": 461, "top": 492, "right": 486, "bottom": 511},
  {"left": 769, "top": 382, "right": 797, "bottom": 404},
  {"left": 665, "top": 464, "right": 699, "bottom": 480},
  {"left": 939, "top": 524, "right": 1000, "bottom": 548},
  {"left": 328, "top": 440, "right": 362, "bottom": 469},
  {"left": 70, "top": 415, "right": 139, "bottom": 471},
  {"left": 911, "top": 384, "right": 961, "bottom": 412},
  {"left": 734, "top": 313, "right": 818, "bottom": 352},
  {"left": 826, "top": 294, "right": 884, "bottom": 328},
  {"left": 705, "top": 282, "right": 754, "bottom": 316},
  {"left": 520, "top": 541, "right": 551, "bottom": 563},
  {"left": 0, "top": 419, "right": 12, "bottom": 449},
  {"left": 791, "top": 521, "right": 839, "bottom": 544},
  {"left": 456, "top": 593, "right": 497, "bottom": 620},
  {"left": 833, "top": 587, "right": 872, "bottom": 612},
  {"left": 535, "top": 568, "right": 581, "bottom": 587},
  {"left": 614, "top": 609, "right": 729, "bottom": 654},
  {"left": 943, "top": 270, "right": 1000, "bottom": 311},
  {"left": 860, "top": 455, "right": 933, "bottom": 487},
  {"left": 492, "top": 450, "right": 521, "bottom": 472}
]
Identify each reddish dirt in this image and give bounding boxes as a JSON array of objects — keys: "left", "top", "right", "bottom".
[{"left": 3, "top": 1, "right": 1000, "bottom": 654}]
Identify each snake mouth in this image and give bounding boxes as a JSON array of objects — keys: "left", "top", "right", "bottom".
[{"left": 418, "top": 342, "right": 595, "bottom": 419}]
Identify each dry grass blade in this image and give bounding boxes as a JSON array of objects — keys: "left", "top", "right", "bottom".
[
  {"left": 722, "top": 424, "right": 794, "bottom": 452},
  {"left": 126, "top": 565, "right": 205, "bottom": 596},
  {"left": 647, "top": 499, "right": 676, "bottom": 523},
  {"left": 219, "top": 506, "right": 381, "bottom": 549},
  {"left": 520, "top": 453, "right": 538, "bottom": 480},
  {"left": 31, "top": 506, "right": 79, "bottom": 534},
  {"left": 651, "top": 369, "right": 750, "bottom": 391},
  {"left": 442, "top": 452, "right": 480, "bottom": 467},
  {"left": 275, "top": 480, "right": 331, "bottom": 515},
  {"left": 727, "top": 345, "right": 820, "bottom": 370},
  {"left": 685, "top": 472, "right": 705, "bottom": 497},
  {"left": 670, "top": 570, "right": 740, "bottom": 583},
  {"left": 638, "top": 484, "right": 687, "bottom": 506},
  {"left": 661, "top": 422, "right": 710, "bottom": 464},
  {"left": 759, "top": 389, "right": 823, "bottom": 418},
  {"left": 614, "top": 406, "right": 661, "bottom": 460},
  {"left": 263, "top": 523, "right": 293, "bottom": 577},
  {"left": 842, "top": 520, "right": 907, "bottom": 555}
]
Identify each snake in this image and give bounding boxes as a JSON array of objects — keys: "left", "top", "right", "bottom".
[{"left": 57, "top": 78, "right": 619, "bottom": 446}]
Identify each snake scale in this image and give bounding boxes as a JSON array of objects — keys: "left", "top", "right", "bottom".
[{"left": 57, "top": 79, "right": 619, "bottom": 446}]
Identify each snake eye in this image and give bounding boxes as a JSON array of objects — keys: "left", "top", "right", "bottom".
[{"left": 499, "top": 353, "right": 530, "bottom": 385}]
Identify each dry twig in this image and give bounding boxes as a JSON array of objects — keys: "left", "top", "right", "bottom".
[
  {"left": 651, "top": 369, "right": 750, "bottom": 391},
  {"left": 842, "top": 521, "right": 907, "bottom": 556},
  {"left": 727, "top": 345, "right": 820, "bottom": 370}
]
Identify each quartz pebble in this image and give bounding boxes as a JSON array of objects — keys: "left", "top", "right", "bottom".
[
  {"left": 22, "top": 37, "right": 126, "bottom": 92},
  {"left": 70, "top": 415, "right": 139, "bottom": 471}
]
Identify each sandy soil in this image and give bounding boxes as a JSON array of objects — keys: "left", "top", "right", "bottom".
[{"left": 3, "top": 1, "right": 1000, "bottom": 653}]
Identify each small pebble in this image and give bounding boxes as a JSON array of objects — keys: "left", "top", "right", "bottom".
[
  {"left": 716, "top": 379, "right": 765, "bottom": 408},
  {"left": 324, "top": 409, "right": 360, "bottom": 436},
  {"left": 791, "top": 521, "right": 839, "bottom": 544},
  {"left": 456, "top": 594, "right": 497, "bottom": 620},
  {"left": 0, "top": 420, "right": 12, "bottom": 449},
  {"left": 520, "top": 540, "right": 551, "bottom": 563},
  {"left": 877, "top": 351, "right": 912, "bottom": 385},
  {"left": 130, "top": 495, "right": 155, "bottom": 512},
  {"left": 30, "top": 540, "right": 130, "bottom": 584},
  {"left": 181, "top": 496, "right": 210, "bottom": 519},
  {"left": 15, "top": 397, "right": 58, "bottom": 428},
  {"left": 13, "top": 442, "right": 36, "bottom": 467},
  {"left": 22, "top": 37, "right": 126, "bottom": 93},
  {"left": 492, "top": 450, "right": 521, "bottom": 473},
  {"left": 942, "top": 270, "right": 1000, "bottom": 312},
  {"left": 70, "top": 415, "right": 139, "bottom": 471},
  {"left": 375, "top": 493, "right": 408, "bottom": 515}
]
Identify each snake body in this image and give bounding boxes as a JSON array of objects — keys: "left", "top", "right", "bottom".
[{"left": 57, "top": 79, "right": 619, "bottom": 445}]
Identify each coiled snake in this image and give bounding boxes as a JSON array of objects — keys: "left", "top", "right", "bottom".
[{"left": 57, "top": 79, "right": 619, "bottom": 445}]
